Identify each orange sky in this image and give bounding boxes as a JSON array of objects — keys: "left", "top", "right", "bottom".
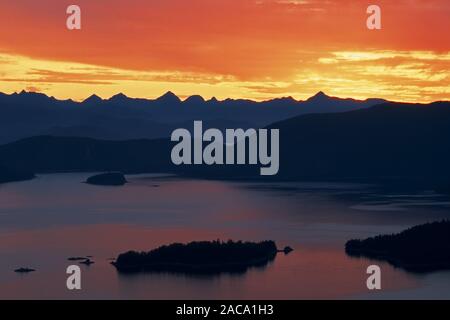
[{"left": 0, "top": 0, "right": 449, "bottom": 102}]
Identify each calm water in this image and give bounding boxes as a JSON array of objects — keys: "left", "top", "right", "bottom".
[{"left": 1, "top": 173, "right": 450, "bottom": 300}]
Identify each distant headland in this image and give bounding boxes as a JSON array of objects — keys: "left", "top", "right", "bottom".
[
  {"left": 346, "top": 220, "right": 450, "bottom": 273},
  {"left": 0, "top": 165, "right": 35, "bottom": 184}
]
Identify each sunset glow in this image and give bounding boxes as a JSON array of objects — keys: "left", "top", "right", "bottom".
[{"left": 0, "top": 0, "right": 449, "bottom": 102}]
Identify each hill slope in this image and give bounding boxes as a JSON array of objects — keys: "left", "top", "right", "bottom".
[
  {"left": 0, "top": 101, "right": 449, "bottom": 184},
  {"left": 0, "top": 91, "right": 384, "bottom": 143},
  {"left": 268, "top": 101, "right": 450, "bottom": 181}
]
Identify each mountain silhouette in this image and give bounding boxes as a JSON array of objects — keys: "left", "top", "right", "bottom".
[
  {"left": 267, "top": 101, "right": 450, "bottom": 183},
  {"left": 306, "top": 91, "right": 329, "bottom": 102},
  {"left": 183, "top": 95, "right": 206, "bottom": 105},
  {"left": 109, "top": 93, "right": 129, "bottom": 103},
  {"left": 0, "top": 136, "right": 172, "bottom": 174},
  {"left": 0, "top": 164, "right": 34, "bottom": 184},
  {"left": 155, "top": 91, "right": 181, "bottom": 104},
  {"left": 1, "top": 100, "right": 450, "bottom": 186},
  {"left": 0, "top": 90, "right": 384, "bottom": 144},
  {"left": 83, "top": 94, "right": 103, "bottom": 104}
]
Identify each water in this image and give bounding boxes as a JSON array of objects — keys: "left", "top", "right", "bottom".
[{"left": 0, "top": 173, "right": 450, "bottom": 299}]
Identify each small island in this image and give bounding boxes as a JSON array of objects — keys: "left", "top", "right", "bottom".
[
  {"left": 280, "top": 246, "right": 293, "bottom": 254},
  {"left": 68, "top": 256, "right": 88, "bottom": 261},
  {"left": 86, "top": 172, "right": 127, "bottom": 186},
  {"left": 67, "top": 256, "right": 94, "bottom": 265},
  {"left": 345, "top": 220, "right": 450, "bottom": 272},
  {"left": 14, "top": 267, "right": 36, "bottom": 273},
  {"left": 112, "top": 240, "right": 280, "bottom": 274},
  {"left": 80, "top": 258, "right": 95, "bottom": 266}
]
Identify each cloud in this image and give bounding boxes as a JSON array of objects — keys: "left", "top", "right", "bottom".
[
  {"left": 1, "top": 49, "right": 449, "bottom": 103},
  {"left": 25, "top": 86, "right": 41, "bottom": 93},
  {"left": 317, "top": 51, "right": 450, "bottom": 85}
]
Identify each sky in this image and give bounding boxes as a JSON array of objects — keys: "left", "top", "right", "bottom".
[{"left": 0, "top": 0, "right": 449, "bottom": 102}]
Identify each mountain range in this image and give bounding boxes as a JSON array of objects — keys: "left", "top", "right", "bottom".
[
  {"left": 269, "top": 101, "right": 450, "bottom": 183},
  {"left": 1, "top": 98, "right": 449, "bottom": 186},
  {"left": 0, "top": 90, "right": 385, "bottom": 144}
]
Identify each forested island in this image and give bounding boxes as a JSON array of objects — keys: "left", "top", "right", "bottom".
[
  {"left": 112, "top": 240, "right": 280, "bottom": 274},
  {"left": 346, "top": 220, "right": 450, "bottom": 272},
  {"left": 86, "top": 172, "right": 127, "bottom": 186}
]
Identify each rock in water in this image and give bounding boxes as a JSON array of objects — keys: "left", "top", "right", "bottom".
[
  {"left": 283, "top": 246, "right": 293, "bottom": 254},
  {"left": 14, "top": 267, "right": 36, "bottom": 273},
  {"left": 68, "top": 256, "right": 88, "bottom": 261},
  {"left": 86, "top": 172, "right": 127, "bottom": 186},
  {"left": 80, "top": 259, "right": 95, "bottom": 266}
]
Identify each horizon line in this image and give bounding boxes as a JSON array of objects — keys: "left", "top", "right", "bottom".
[{"left": 4, "top": 89, "right": 447, "bottom": 105}]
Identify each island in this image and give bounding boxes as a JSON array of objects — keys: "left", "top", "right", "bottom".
[
  {"left": 280, "top": 246, "right": 293, "bottom": 254},
  {"left": 345, "top": 220, "right": 450, "bottom": 272},
  {"left": 14, "top": 267, "right": 36, "bottom": 273},
  {"left": 112, "top": 240, "right": 280, "bottom": 274},
  {"left": 80, "top": 258, "right": 95, "bottom": 266},
  {"left": 67, "top": 256, "right": 95, "bottom": 265},
  {"left": 86, "top": 172, "right": 127, "bottom": 186},
  {"left": 68, "top": 256, "right": 88, "bottom": 261}
]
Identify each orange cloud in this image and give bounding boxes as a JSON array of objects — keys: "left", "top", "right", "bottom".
[{"left": 0, "top": 0, "right": 448, "bottom": 102}]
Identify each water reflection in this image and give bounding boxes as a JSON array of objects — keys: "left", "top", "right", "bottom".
[{"left": 0, "top": 173, "right": 449, "bottom": 299}]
